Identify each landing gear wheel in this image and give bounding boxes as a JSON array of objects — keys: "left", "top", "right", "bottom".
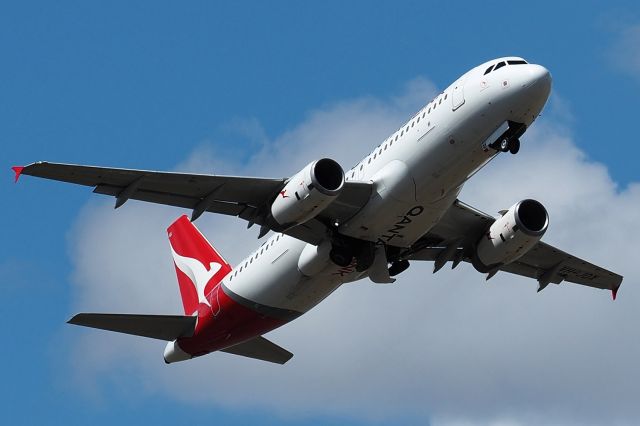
[
  {"left": 330, "top": 247, "right": 353, "bottom": 267},
  {"left": 388, "top": 260, "right": 410, "bottom": 277},
  {"left": 509, "top": 138, "right": 520, "bottom": 154},
  {"left": 499, "top": 138, "right": 510, "bottom": 152},
  {"left": 355, "top": 243, "right": 375, "bottom": 272}
]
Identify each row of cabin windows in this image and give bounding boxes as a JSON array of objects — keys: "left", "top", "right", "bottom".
[
  {"left": 228, "top": 233, "right": 283, "bottom": 281},
  {"left": 351, "top": 92, "right": 447, "bottom": 175}
]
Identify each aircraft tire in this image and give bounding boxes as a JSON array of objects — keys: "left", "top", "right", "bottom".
[
  {"left": 509, "top": 138, "right": 520, "bottom": 154},
  {"left": 330, "top": 247, "right": 353, "bottom": 267}
]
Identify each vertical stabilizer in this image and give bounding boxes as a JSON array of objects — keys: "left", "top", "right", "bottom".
[{"left": 167, "top": 215, "right": 232, "bottom": 315}]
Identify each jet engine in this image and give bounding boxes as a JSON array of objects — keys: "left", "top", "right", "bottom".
[
  {"left": 472, "top": 199, "right": 548, "bottom": 272},
  {"left": 271, "top": 158, "right": 344, "bottom": 228}
]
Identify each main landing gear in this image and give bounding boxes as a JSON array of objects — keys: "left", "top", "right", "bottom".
[
  {"left": 329, "top": 239, "right": 376, "bottom": 270},
  {"left": 329, "top": 245, "right": 353, "bottom": 267},
  {"left": 388, "top": 259, "right": 410, "bottom": 276}
]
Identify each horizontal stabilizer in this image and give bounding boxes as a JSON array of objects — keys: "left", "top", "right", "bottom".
[
  {"left": 68, "top": 313, "right": 197, "bottom": 341},
  {"left": 221, "top": 336, "right": 293, "bottom": 364}
]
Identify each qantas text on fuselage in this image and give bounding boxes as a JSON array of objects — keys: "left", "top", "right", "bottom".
[{"left": 14, "top": 57, "right": 623, "bottom": 364}]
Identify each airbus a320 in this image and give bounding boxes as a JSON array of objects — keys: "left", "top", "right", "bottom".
[{"left": 13, "top": 57, "right": 623, "bottom": 364}]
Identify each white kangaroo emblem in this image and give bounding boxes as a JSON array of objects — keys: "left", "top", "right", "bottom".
[{"left": 170, "top": 247, "right": 222, "bottom": 307}]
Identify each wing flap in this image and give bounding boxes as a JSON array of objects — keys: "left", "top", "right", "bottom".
[
  {"left": 220, "top": 336, "right": 293, "bottom": 364},
  {"left": 68, "top": 313, "right": 197, "bottom": 341}
]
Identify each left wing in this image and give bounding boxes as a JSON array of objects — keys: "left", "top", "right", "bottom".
[
  {"left": 15, "top": 162, "right": 372, "bottom": 244},
  {"left": 403, "top": 200, "right": 623, "bottom": 298}
]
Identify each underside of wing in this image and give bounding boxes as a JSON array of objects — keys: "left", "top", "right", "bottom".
[
  {"left": 17, "top": 161, "right": 373, "bottom": 245},
  {"left": 402, "top": 199, "right": 623, "bottom": 296}
]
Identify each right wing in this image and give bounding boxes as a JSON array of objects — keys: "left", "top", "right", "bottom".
[{"left": 16, "top": 161, "right": 373, "bottom": 245}]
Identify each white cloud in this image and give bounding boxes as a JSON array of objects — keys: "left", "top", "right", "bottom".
[
  {"left": 64, "top": 80, "right": 639, "bottom": 425},
  {"left": 608, "top": 22, "right": 640, "bottom": 77}
]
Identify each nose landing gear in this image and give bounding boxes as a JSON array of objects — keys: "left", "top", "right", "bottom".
[
  {"left": 490, "top": 121, "right": 525, "bottom": 155},
  {"left": 498, "top": 137, "right": 520, "bottom": 154}
]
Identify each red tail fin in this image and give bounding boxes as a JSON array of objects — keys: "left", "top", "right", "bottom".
[{"left": 167, "top": 216, "right": 232, "bottom": 316}]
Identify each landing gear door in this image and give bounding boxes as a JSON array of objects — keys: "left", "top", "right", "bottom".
[{"left": 452, "top": 79, "right": 465, "bottom": 111}]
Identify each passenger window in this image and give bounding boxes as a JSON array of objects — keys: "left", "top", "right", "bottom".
[
  {"left": 401, "top": 130, "right": 404, "bottom": 136},
  {"left": 368, "top": 158, "right": 371, "bottom": 164},
  {"left": 439, "top": 98, "right": 442, "bottom": 105},
  {"left": 417, "top": 117, "right": 420, "bottom": 123},
  {"left": 360, "top": 164, "right": 363, "bottom": 171},
  {"left": 422, "top": 112, "right": 425, "bottom": 118},
  {"left": 395, "top": 135, "right": 398, "bottom": 141},
  {"left": 373, "top": 153, "right": 377, "bottom": 159},
  {"left": 406, "top": 126, "right": 409, "bottom": 132},
  {"left": 444, "top": 94, "right": 447, "bottom": 100},
  {"left": 428, "top": 108, "right": 431, "bottom": 113},
  {"left": 494, "top": 61, "right": 506, "bottom": 70}
]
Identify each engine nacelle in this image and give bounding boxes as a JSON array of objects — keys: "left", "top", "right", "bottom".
[
  {"left": 271, "top": 158, "right": 344, "bottom": 228},
  {"left": 472, "top": 199, "right": 548, "bottom": 272}
]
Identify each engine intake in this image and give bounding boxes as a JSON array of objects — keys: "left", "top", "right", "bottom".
[
  {"left": 472, "top": 199, "right": 548, "bottom": 272},
  {"left": 270, "top": 158, "right": 344, "bottom": 228}
]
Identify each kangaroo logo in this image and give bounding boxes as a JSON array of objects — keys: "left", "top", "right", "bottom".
[{"left": 170, "top": 247, "right": 222, "bottom": 307}]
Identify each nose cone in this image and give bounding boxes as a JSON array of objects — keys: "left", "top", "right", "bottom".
[{"left": 525, "top": 64, "right": 552, "bottom": 97}]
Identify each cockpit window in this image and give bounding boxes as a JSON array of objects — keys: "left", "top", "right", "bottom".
[
  {"left": 484, "top": 65, "right": 494, "bottom": 75},
  {"left": 494, "top": 61, "right": 506, "bottom": 70},
  {"left": 507, "top": 60, "right": 528, "bottom": 65}
]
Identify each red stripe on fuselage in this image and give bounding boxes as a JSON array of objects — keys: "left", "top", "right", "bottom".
[{"left": 176, "top": 284, "right": 288, "bottom": 356}]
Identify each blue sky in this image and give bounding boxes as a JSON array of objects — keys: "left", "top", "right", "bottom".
[{"left": 3, "top": 1, "right": 640, "bottom": 425}]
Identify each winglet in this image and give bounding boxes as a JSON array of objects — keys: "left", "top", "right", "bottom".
[
  {"left": 11, "top": 166, "right": 24, "bottom": 183},
  {"left": 612, "top": 286, "right": 620, "bottom": 301}
]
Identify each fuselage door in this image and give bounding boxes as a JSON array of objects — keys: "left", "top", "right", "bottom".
[{"left": 452, "top": 79, "right": 465, "bottom": 110}]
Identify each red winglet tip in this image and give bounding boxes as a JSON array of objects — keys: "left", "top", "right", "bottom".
[
  {"left": 612, "top": 287, "right": 619, "bottom": 301},
  {"left": 11, "top": 166, "right": 24, "bottom": 183}
]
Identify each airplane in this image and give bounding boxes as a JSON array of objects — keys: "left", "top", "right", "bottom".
[{"left": 13, "top": 56, "right": 623, "bottom": 365}]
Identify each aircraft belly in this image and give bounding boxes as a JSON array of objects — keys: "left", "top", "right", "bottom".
[{"left": 224, "top": 236, "right": 344, "bottom": 314}]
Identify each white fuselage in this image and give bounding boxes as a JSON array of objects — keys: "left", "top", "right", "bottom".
[{"left": 222, "top": 57, "right": 552, "bottom": 315}]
